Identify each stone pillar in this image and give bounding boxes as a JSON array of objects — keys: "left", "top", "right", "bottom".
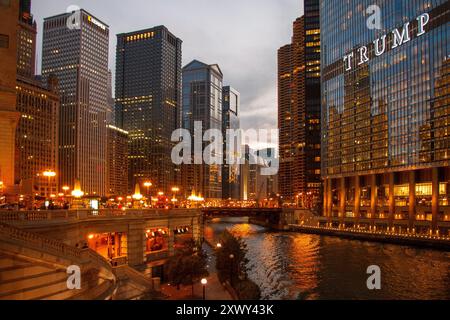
[
  {"left": 432, "top": 167, "right": 439, "bottom": 233},
  {"left": 339, "top": 177, "right": 346, "bottom": 224},
  {"left": 127, "top": 222, "right": 145, "bottom": 266},
  {"left": 409, "top": 171, "right": 416, "bottom": 230},
  {"left": 354, "top": 175, "right": 361, "bottom": 223},
  {"left": 389, "top": 173, "right": 395, "bottom": 227},
  {"left": 370, "top": 174, "right": 377, "bottom": 223}
]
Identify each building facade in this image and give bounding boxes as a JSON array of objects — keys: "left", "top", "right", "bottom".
[
  {"left": 116, "top": 26, "right": 182, "bottom": 194},
  {"left": 42, "top": 9, "right": 109, "bottom": 196},
  {"left": 321, "top": 0, "right": 450, "bottom": 235},
  {"left": 15, "top": 76, "right": 60, "bottom": 198},
  {"left": 182, "top": 60, "right": 223, "bottom": 200},
  {"left": 222, "top": 86, "right": 241, "bottom": 200},
  {"left": 0, "top": 0, "right": 20, "bottom": 193},
  {"left": 17, "top": 0, "right": 36, "bottom": 78},
  {"left": 278, "top": 0, "right": 322, "bottom": 206},
  {"left": 107, "top": 125, "right": 129, "bottom": 196}
]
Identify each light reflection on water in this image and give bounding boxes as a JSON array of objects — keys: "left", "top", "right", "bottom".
[{"left": 205, "top": 217, "right": 450, "bottom": 300}]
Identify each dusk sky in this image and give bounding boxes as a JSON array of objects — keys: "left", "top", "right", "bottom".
[{"left": 33, "top": 0, "right": 304, "bottom": 141}]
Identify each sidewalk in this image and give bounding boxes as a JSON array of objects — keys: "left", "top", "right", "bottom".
[{"left": 161, "top": 244, "right": 232, "bottom": 300}]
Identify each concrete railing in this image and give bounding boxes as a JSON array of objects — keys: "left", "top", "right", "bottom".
[
  {"left": 0, "top": 208, "right": 201, "bottom": 224},
  {"left": 0, "top": 222, "right": 117, "bottom": 299}
]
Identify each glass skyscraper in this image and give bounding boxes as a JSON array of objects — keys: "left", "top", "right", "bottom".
[
  {"left": 182, "top": 60, "right": 223, "bottom": 200},
  {"left": 321, "top": 0, "right": 449, "bottom": 236},
  {"left": 115, "top": 26, "right": 182, "bottom": 193},
  {"left": 222, "top": 86, "right": 240, "bottom": 200},
  {"left": 278, "top": 0, "right": 322, "bottom": 206}
]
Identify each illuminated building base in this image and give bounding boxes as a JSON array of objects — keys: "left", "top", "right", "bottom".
[{"left": 323, "top": 167, "right": 450, "bottom": 235}]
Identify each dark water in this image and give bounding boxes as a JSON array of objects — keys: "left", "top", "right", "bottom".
[{"left": 205, "top": 217, "right": 450, "bottom": 300}]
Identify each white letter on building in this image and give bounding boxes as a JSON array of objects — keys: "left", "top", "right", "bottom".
[
  {"left": 343, "top": 52, "right": 354, "bottom": 71},
  {"left": 417, "top": 13, "right": 430, "bottom": 37},
  {"left": 358, "top": 46, "right": 370, "bottom": 65},
  {"left": 392, "top": 22, "right": 411, "bottom": 49},
  {"left": 373, "top": 35, "right": 387, "bottom": 56}
]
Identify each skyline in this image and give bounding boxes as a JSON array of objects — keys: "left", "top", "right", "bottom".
[{"left": 32, "top": 0, "right": 304, "bottom": 147}]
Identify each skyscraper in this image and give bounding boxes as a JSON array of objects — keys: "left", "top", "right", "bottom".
[
  {"left": 278, "top": 0, "right": 321, "bottom": 206},
  {"left": 116, "top": 26, "right": 182, "bottom": 193},
  {"left": 222, "top": 86, "right": 241, "bottom": 200},
  {"left": 107, "top": 125, "right": 129, "bottom": 197},
  {"left": 0, "top": 0, "right": 20, "bottom": 193},
  {"left": 321, "top": 0, "right": 449, "bottom": 235},
  {"left": 42, "top": 9, "right": 109, "bottom": 195},
  {"left": 17, "top": 0, "right": 36, "bottom": 78},
  {"left": 182, "top": 60, "right": 223, "bottom": 200},
  {"left": 15, "top": 0, "right": 60, "bottom": 200}
]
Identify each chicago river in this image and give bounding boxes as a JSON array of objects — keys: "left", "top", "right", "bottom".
[{"left": 205, "top": 218, "right": 450, "bottom": 300}]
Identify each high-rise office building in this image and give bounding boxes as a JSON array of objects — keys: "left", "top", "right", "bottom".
[
  {"left": 15, "top": 0, "right": 60, "bottom": 199},
  {"left": 16, "top": 76, "right": 60, "bottom": 199},
  {"left": 0, "top": 0, "right": 20, "bottom": 193},
  {"left": 278, "top": 0, "right": 321, "bottom": 205},
  {"left": 222, "top": 86, "right": 241, "bottom": 200},
  {"left": 321, "top": 0, "right": 449, "bottom": 235},
  {"left": 107, "top": 125, "right": 129, "bottom": 196},
  {"left": 42, "top": 9, "right": 109, "bottom": 196},
  {"left": 182, "top": 60, "right": 223, "bottom": 200},
  {"left": 116, "top": 26, "right": 182, "bottom": 193},
  {"left": 17, "top": 0, "right": 36, "bottom": 78}
]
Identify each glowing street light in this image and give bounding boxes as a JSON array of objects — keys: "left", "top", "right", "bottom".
[
  {"left": 43, "top": 170, "right": 56, "bottom": 199},
  {"left": 201, "top": 278, "right": 208, "bottom": 300}
]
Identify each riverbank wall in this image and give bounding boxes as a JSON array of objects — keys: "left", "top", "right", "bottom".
[{"left": 289, "top": 225, "right": 450, "bottom": 251}]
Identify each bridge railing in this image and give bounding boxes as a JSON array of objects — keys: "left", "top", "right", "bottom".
[{"left": 0, "top": 208, "right": 201, "bottom": 224}]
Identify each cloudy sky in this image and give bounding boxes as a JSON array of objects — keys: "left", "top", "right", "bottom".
[{"left": 32, "top": 0, "right": 304, "bottom": 146}]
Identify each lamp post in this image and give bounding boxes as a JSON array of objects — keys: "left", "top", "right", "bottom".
[
  {"left": 143, "top": 181, "right": 152, "bottom": 205},
  {"left": 62, "top": 186, "right": 70, "bottom": 196},
  {"left": 229, "top": 254, "right": 235, "bottom": 285},
  {"left": 171, "top": 186, "right": 180, "bottom": 203},
  {"left": 201, "top": 278, "right": 208, "bottom": 300},
  {"left": 43, "top": 170, "right": 56, "bottom": 199}
]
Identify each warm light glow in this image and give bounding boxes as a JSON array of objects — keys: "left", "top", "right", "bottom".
[
  {"left": 158, "top": 191, "right": 164, "bottom": 196},
  {"left": 88, "top": 234, "right": 94, "bottom": 240},
  {"left": 62, "top": 186, "right": 70, "bottom": 191},
  {"left": 201, "top": 278, "right": 208, "bottom": 285},
  {"left": 171, "top": 187, "right": 180, "bottom": 192},
  {"left": 43, "top": 170, "right": 56, "bottom": 178},
  {"left": 188, "top": 192, "right": 205, "bottom": 202},
  {"left": 143, "top": 182, "right": 153, "bottom": 188},
  {"left": 133, "top": 183, "right": 143, "bottom": 200},
  {"left": 71, "top": 179, "right": 84, "bottom": 198},
  {"left": 216, "top": 243, "right": 222, "bottom": 248}
]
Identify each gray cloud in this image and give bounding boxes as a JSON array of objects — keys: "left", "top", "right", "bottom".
[{"left": 32, "top": 0, "right": 304, "bottom": 142}]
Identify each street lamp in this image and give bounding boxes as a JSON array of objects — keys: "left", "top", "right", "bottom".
[
  {"left": 229, "top": 254, "right": 235, "bottom": 285},
  {"left": 216, "top": 243, "right": 222, "bottom": 249},
  {"left": 201, "top": 278, "right": 208, "bottom": 300},
  {"left": 143, "top": 181, "right": 152, "bottom": 203},
  {"left": 43, "top": 170, "right": 56, "bottom": 199},
  {"left": 171, "top": 186, "right": 180, "bottom": 203},
  {"left": 62, "top": 186, "right": 70, "bottom": 195}
]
